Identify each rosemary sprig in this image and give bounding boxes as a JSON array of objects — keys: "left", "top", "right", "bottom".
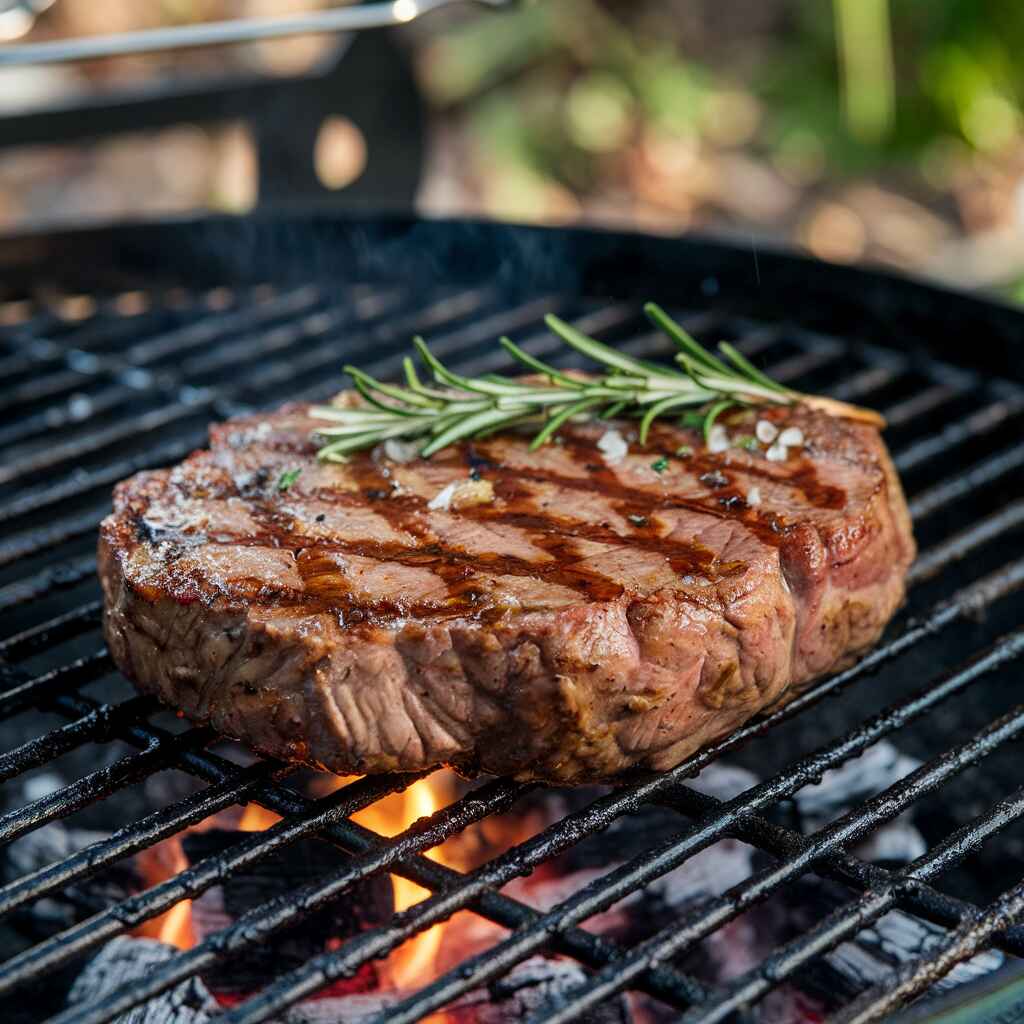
[{"left": 310, "top": 302, "right": 883, "bottom": 462}]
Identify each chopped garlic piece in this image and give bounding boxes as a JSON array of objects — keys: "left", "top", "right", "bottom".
[
  {"left": 449, "top": 478, "right": 494, "bottom": 510},
  {"left": 707, "top": 424, "right": 730, "bottom": 454},
  {"left": 597, "top": 429, "right": 628, "bottom": 465},
  {"left": 747, "top": 486, "right": 761, "bottom": 507},
  {"left": 382, "top": 439, "right": 421, "bottom": 463},
  {"left": 766, "top": 442, "right": 788, "bottom": 462},
  {"left": 778, "top": 426, "right": 805, "bottom": 448},
  {"left": 755, "top": 419, "right": 778, "bottom": 444},
  {"left": 427, "top": 481, "right": 458, "bottom": 511},
  {"left": 428, "top": 478, "right": 494, "bottom": 512}
]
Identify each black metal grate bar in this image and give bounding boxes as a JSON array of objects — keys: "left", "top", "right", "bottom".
[
  {"left": 0, "top": 556, "right": 99, "bottom": 614},
  {"left": 0, "top": 693, "right": 155, "bottom": 783},
  {"left": 317, "top": 630, "right": 1024, "bottom": 1024},
  {"left": 0, "top": 669, "right": 712, "bottom": 1015},
  {"left": 14, "top": 708, "right": 710, "bottom": 1021},
  {"left": 0, "top": 771, "right": 423, "bottom": 999},
  {"left": 353, "top": 559, "right": 1024, "bottom": 1024},
  {"left": 0, "top": 601, "right": 102, "bottom": 659},
  {"left": 658, "top": 785, "right": 1024, "bottom": 961},
  {"left": 908, "top": 443, "right": 1024, "bottom": 521},
  {"left": 0, "top": 761, "right": 284, "bottom": 920},
  {"left": 906, "top": 498, "right": 1024, "bottom": 585},
  {"left": 0, "top": 650, "right": 112, "bottom": 719},
  {"left": 0, "top": 720, "right": 213, "bottom": 847},
  {"left": 0, "top": 670, "right": 711, "bottom": 1019}
]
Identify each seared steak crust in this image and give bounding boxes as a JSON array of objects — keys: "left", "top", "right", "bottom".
[{"left": 99, "top": 401, "right": 914, "bottom": 783}]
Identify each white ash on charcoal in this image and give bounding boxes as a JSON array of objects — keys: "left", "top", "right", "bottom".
[
  {"left": 787, "top": 875, "right": 1004, "bottom": 1006},
  {"left": 790, "top": 740, "right": 927, "bottom": 861},
  {"left": 487, "top": 771, "right": 815, "bottom": 1023},
  {"left": 690, "top": 762, "right": 759, "bottom": 801},
  {"left": 180, "top": 830, "right": 393, "bottom": 1000},
  {"left": 449, "top": 957, "right": 630, "bottom": 1024},
  {"left": 3, "top": 818, "right": 137, "bottom": 936},
  {"left": 547, "top": 764, "right": 761, "bottom": 943},
  {"left": 770, "top": 741, "right": 1004, "bottom": 1006},
  {"left": 281, "top": 957, "right": 630, "bottom": 1024},
  {"left": 511, "top": 753, "right": 998, "bottom": 1022},
  {"left": 272, "top": 992, "right": 399, "bottom": 1024},
  {"left": 833, "top": 910, "right": 1003, "bottom": 994},
  {"left": 67, "top": 937, "right": 219, "bottom": 1024}
]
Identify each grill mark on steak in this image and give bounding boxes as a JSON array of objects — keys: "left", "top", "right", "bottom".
[
  {"left": 158, "top": 435, "right": 766, "bottom": 610},
  {"left": 152, "top": 488, "right": 737, "bottom": 618},
  {"left": 141, "top": 425, "right": 848, "bottom": 619},
  {"left": 138, "top": 422, "right": 855, "bottom": 624},
  {"left": 480, "top": 433, "right": 848, "bottom": 525}
]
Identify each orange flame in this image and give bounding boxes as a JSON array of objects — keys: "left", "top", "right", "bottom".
[
  {"left": 132, "top": 775, "right": 456, "bottom": 988},
  {"left": 237, "top": 802, "right": 281, "bottom": 832},
  {"left": 148, "top": 898, "right": 196, "bottom": 949},
  {"left": 350, "top": 778, "right": 450, "bottom": 990}
]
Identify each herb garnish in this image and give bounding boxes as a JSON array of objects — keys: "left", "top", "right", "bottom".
[
  {"left": 650, "top": 456, "right": 670, "bottom": 474},
  {"left": 310, "top": 302, "right": 884, "bottom": 462},
  {"left": 277, "top": 467, "right": 302, "bottom": 492}
]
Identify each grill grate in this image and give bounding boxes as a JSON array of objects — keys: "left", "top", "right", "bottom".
[{"left": 1, "top": 217, "right": 1024, "bottom": 1024}]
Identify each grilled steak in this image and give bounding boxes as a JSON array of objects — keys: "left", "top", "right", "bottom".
[{"left": 99, "top": 401, "right": 914, "bottom": 783}]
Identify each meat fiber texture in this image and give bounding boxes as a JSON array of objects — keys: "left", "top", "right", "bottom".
[{"left": 98, "top": 399, "right": 914, "bottom": 784}]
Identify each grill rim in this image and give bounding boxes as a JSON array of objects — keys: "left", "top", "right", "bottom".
[
  {"left": 2, "top": 211, "right": 1024, "bottom": 371},
  {"left": 1, "top": 213, "right": 1023, "bottom": 1024}
]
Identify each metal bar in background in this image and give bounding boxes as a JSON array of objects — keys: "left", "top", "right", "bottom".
[{"left": 0, "top": 0, "right": 508, "bottom": 67}]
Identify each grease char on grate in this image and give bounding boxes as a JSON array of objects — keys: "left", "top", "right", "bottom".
[{"left": 1, "top": 218, "right": 1024, "bottom": 1024}]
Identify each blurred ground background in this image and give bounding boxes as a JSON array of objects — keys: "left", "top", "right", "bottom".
[{"left": 1, "top": 0, "right": 1024, "bottom": 299}]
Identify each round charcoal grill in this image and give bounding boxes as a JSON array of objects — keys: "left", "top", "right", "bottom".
[{"left": 1, "top": 214, "right": 1024, "bottom": 1024}]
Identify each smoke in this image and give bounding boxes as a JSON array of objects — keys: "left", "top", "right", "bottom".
[{"left": 184, "top": 215, "right": 583, "bottom": 306}]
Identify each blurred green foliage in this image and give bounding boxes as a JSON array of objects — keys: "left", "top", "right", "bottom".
[{"left": 418, "top": 0, "right": 1024, "bottom": 200}]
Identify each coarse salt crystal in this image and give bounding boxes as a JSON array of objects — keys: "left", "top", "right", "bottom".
[
  {"left": 755, "top": 420, "right": 777, "bottom": 444},
  {"left": 707, "top": 424, "right": 730, "bottom": 454},
  {"left": 597, "top": 429, "right": 628, "bottom": 465},
  {"left": 778, "top": 426, "right": 805, "bottom": 448},
  {"left": 747, "top": 486, "right": 761, "bottom": 506},
  {"left": 427, "top": 481, "right": 458, "bottom": 511},
  {"left": 382, "top": 438, "right": 421, "bottom": 463},
  {"left": 766, "top": 441, "right": 788, "bottom": 462}
]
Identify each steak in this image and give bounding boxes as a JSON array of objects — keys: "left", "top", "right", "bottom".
[{"left": 98, "top": 401, "right": 915, "bottom": 783}]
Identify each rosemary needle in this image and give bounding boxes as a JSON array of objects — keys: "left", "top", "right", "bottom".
[{"left": 310, "top": 302, "right": 883, "bottom": 462}]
